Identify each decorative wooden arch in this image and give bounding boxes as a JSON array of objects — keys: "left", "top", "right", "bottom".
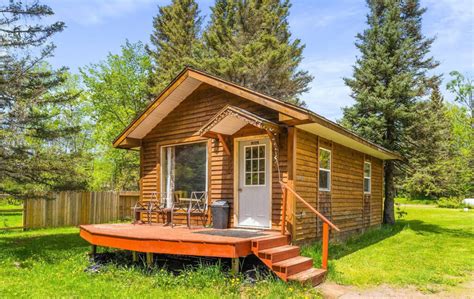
[{"left": 198, "top": 105, "right": 282, "bottom": 176}]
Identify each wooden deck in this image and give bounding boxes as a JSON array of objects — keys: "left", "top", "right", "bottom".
[
  {"left": 80, "top": 223, "right": 327, "bottom": 285},
  {"left": 79, "top": 223, "right": 280, "bottom": 258}
]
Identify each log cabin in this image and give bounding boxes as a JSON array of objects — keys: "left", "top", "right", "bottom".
[{"left": 80, "top": 67, "right": 401, "bottom": 285}]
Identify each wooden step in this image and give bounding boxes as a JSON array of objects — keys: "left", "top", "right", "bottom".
[
  {"left": 288, "top": 268, "right": 327, "bottom": 286},
  {"left": 272, "top": 256, "right": 313, "bottom": 278},
  {"left": 258, "top": 245, "right": 300, "bottom": 263},
  {"left": 252, "top": 235, "right": 289, "bottom": 252}
]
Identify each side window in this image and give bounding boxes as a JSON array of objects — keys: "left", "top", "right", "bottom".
[
  {"left": 319, "top": 148, "right": 331, "bottom": 191},
  {"left": 364, "top": 162, "right": 371, "bottom": 193}
]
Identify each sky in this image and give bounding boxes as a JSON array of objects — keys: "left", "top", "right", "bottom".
[{"left": 43, "top": 0, "right": 474, "bottom": 121}]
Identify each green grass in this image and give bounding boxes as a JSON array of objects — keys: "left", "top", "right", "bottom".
[
  {"left": 302, "top": 205, "right": 474, "bottom": 292},
  {"left": 1, "top": 205, "right": 472, "bottom": 296},
  {"left": 0, "top": 200, "right": 23, "bottom": 228},
  {"left": 0, "top": 228, "right": 318, "bottom": 298},
  {"left": 0, "top": 212, "right": 23, "bottom": 228}
]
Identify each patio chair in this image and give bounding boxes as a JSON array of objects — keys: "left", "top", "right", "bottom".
[
  {"left": 132, "top": 192, "right": 167, "bottom": 224},
  {"left": 171, "top": 191, "right": 208, "bottom": 228}
]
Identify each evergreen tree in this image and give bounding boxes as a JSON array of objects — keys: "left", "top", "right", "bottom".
[
  {"left": 341, "top": 0, "right": 439, "bottom": 224},
  {"left": 402, "top": 86, "right": 449, "bottom": 198},
  {"left": 147, "top": 0, "right": 203, "bottom": 94},
  {"left": 0, "top": 1, "right": 87, "bottom": 199},
  {"left": 203, "top": 0, "right": 312, "bottom": 105}
]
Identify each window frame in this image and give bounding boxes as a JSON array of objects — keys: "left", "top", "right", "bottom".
[
  {"left": 160, "top": 141, "right": 209, "bottom": 205},
  {"left": 318, "top": 147, "right": 331, "bottom": 192},
  {"left": 363, "top": 161, "right": 371, "bottom": 194},
  {"left": 243, "top": 143, "right": 267, "bottom": 187}
]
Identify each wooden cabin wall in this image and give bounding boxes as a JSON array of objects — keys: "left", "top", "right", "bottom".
[
  {"left": 139, "top": 83, "right": 287, "bottom": 227},
  {"left": 294, "top": 128, "right": 384, "bottom": 243},
  {"left": 294, "top": 129, "right": 318, "bottom": 242}
]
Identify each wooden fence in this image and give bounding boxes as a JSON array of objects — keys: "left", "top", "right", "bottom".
[{"left": 23, "top": 191, "right": 139, "bottom": 229}]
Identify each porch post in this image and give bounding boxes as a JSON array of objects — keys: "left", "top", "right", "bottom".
[
  {"left": 231, "top": 258, "right": 240, "bottom": 275},
  {"left": 146, "top": 252, "right": 154, "bottom": 267},
  {"left": 286, "top": 127, "right": 297, "bottom": 239},
  {"left": 132, "top": 251, "right": 138, "bottom": 262},
  {"left": 90, "top": 245, "right": 97, "bottom": 258}
]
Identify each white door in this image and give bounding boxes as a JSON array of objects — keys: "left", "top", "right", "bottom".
[{"left": 237, "top": 138, "right": 271, "bottom": 228}]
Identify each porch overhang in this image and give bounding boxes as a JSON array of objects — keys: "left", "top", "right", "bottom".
[{"left": 198, "top": 105, "right": 281, "bottom": 137}]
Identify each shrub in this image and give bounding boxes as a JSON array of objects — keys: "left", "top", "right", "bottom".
[{"left": 437, "top": 197, "right": 466, "bottom": 209}]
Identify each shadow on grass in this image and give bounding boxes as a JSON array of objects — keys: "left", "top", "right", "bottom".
[
  {"left": 0, "top": 229, "right": 274, "bottom": 281},
  {"left": 0, "top": 232, "right": 89, "bottom": 264},
  {"left": 302, "top": 217, "right": 473, "bottom": 267},
  {"left": 399, "top": 219, "right": 474, "bottom": 238},
  {"left": 90, "top": 251, "right": 271, "bottom": 276}
]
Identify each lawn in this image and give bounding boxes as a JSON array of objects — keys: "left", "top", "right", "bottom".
[
  {"left": 303, "top": 205, "right": 474, "bottom": 293},
  {"left": 0, "top": 228, "right": 317, "bottom": 298},
  {"left": 0, "top": 200, "right": 23, "bottom": 229},
  {"left": 0, "top": 205, "right": 472, "bottom": 297}
]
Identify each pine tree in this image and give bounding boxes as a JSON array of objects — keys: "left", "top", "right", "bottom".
[
  {"left": 0, "top": 1, "right": 87, "bottom": 198},
  {"left": 402, "top": 85, "right": 449, "bottom": 198},
  {"left": 203, "top": 0, "right": 312, "bottom": 105},
  {"left": 147, "top": 0, "right": 203, "bottom": 94},
  {"left": 341, "top": 0, "right": 439, "bottom": 224}
]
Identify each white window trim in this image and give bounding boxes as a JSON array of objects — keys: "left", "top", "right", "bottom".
[
  {"left": 364, "top": 161, "right": 371, "bottom": 194},
  {"left": 160, "top": 141, "right": 209, "bottom": 205},
  {"left": 319, "top": 147, "right": 331, "bottom": 192},
  {"left": 243, "top": 144, "right": 267, "bottom": 187}
]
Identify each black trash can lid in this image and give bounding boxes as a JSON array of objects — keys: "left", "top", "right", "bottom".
[{"left": 211, "top": 200, "right": 229, "bottom": 207}]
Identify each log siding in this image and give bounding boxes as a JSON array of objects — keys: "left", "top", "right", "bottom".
[
  {"left": 139, "top": 84, "right": 287, "bottom": 227},
  {"left": 136, "top": 84, "right": 384, "bottom": 240},
  {"left": 294, "top": 129, "right": 383, "bottom": 242}
]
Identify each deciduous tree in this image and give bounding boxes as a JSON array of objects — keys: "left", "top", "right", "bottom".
[
  {"left": 80, "top": 41, "right": 152, "bottom": 190},
  {"left": 447, "top": 71, "right": 473, "bottom": 127}
]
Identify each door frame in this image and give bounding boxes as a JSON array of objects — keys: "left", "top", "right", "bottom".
[{"left": 233, "top": 134, "right": 273, "bottom": 229}]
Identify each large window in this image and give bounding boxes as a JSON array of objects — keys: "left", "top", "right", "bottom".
[
  {"left": 364, "top": 162, "right": 371, "bottom": 193},
  {"left": 319, "top": 148, "right": 331, "bottom": 191},
  {"left": 161, "top": 142, "right": 207, "bottom": 206}
]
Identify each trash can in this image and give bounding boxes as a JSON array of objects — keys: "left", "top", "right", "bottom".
[{"left": 211, "top": 200, "right": 229, "bottom": 229}]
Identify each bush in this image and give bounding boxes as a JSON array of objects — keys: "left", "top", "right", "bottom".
[
  {"left": 395, "top": 197, "right": 436, "bottom": 205},
  {"left": 437, "top": 197, "right": 466, "bottom": 209}
]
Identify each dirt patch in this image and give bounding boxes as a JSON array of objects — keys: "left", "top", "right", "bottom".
[{"left": 317, "top": 279, "right": 474, "bottom": 299}]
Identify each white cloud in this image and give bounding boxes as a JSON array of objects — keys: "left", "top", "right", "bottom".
[
  {"left": 305, "top": 79, "right": 353, "bottom": 121},
  {"left": 290, "top": 4, "right": 364, "bottom": 30},
  {"left": 48, "top": 0, "right": 164, "bottom": 26},
  {"left": 302, "top": 57, "right": 355, "bottom": 120},
  {"left": 424, "top": 0, "right": 473, "bottom": 47}
]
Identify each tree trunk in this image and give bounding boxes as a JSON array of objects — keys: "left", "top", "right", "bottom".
[{"left": 383, "top": 160, "right": 396, "bottom": 225}]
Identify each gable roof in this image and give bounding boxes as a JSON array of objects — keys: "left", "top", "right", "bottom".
[{"left": 113, "top": 67, "right": 402, "bottom": 160}]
